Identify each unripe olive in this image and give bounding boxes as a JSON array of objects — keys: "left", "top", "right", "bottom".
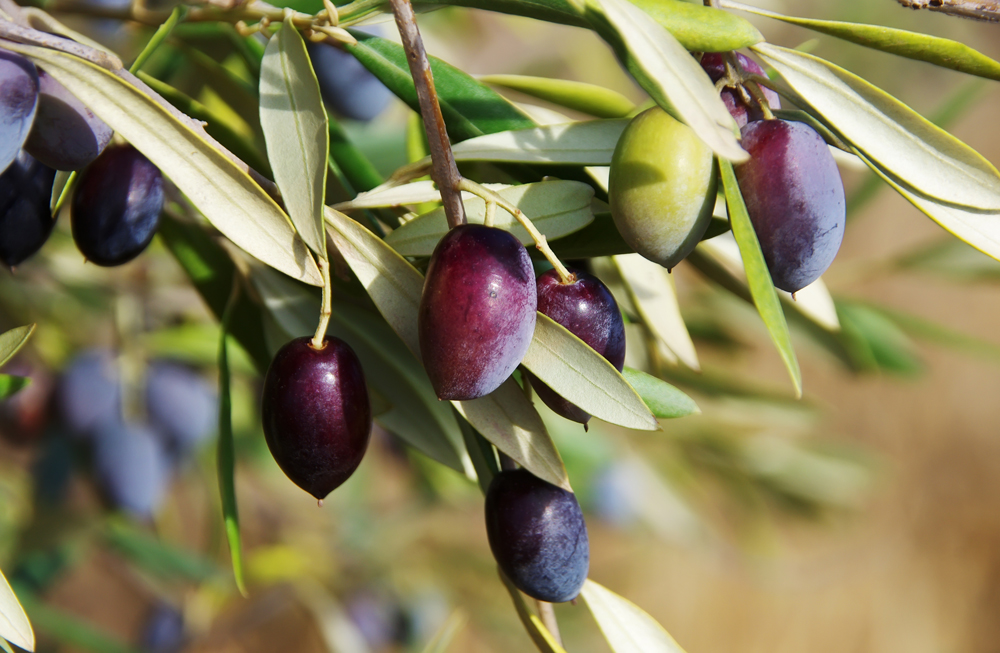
[{"left": 608, "top": 107, "right": 718, "bottom": 271}]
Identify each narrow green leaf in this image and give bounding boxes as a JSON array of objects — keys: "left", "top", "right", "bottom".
[
  {"left": 480, "top": 74, "right": 635, "bottom": 118},
  {"left": 0, "top": 568, "right": 33, "bottom": 652},
  {"left": 584, "top": 0, "right": 747, "bottom": 162},
  {"left": 0, "top": 376, "right": 30, "bottom": 400},
  {"left": 719, "top": 159, "right": 802, "bottom": 397},
  {"left": 0, "top": 325, "right": 35, "bottom": 369},
  {"left": 836, "top": 301, "right": 922, "bottom": 375},
  {"left": 548, "top": 212, "right": 634, "bottom": 259},
  {"left": 14, "top": 585, "right": 139, "bottom": 653},
  {"left": 627, "top": 0, "right": 762, "bottom": 52},
  {"left": 876, "top": 302, "right": 1000, "bottom": 363},
  {"left": 347, "top": 32, "right": 535, "bottom": 141},
  {"left": 410, "top": 0, "right": 761, "bottom": 52},
  {"left": 262, "top": 18, "right": 329, "bottom": 259},
  {"left": 128, "top": 5, "right": 183, "bottom": 74},
  {"left": 450, "top": 120, "right": 628, "bottom": 165},
  {"left": 522, "top": 314, "right": 658, "bottom": 430},
  {"left": 217, "top": 283, "right": 247, "bottom": 596},
  {"left": 5, "top": 42, "right": 322, "bottom": 286},
  {"left": 249, "top": 266, "right": 472, "bottom": 476},
  {"left": 324, "top": 208, "right": 569, "bottom": 490},
  {"left": 386, "top": 181, "right": 595, "bottom": 256},
  {"left": 50, "top": 170, "right": 74, "bottom": 215},
  {"left": 419, "top": 610, "right": 467, "bottom": 653},
  {"left": 727, "top": 2, "right": 1000, "bottom": 82},
  {"left": 753, "top": 43, "right": 1000, "bottom": 211},
  {"left": 613, "top": 254, "right": 700, "bottom": 370},
  {"left": 158, "top": 213, "right": 272, "bottom": 374},
  {"left": 581, "top": 579, "right": 688, "bottom": 653},
  {"left": 498, "top": 570, "right": 569, "bottom": 653},
  {"left": 104, "top": 520, "right": 219, "bottom": 582},
  {"left": 849, "top": 146, "right": 1000, "bottom": 263},
  {"left": 136, "top": 72, "right": 272, "bottom": 177},
  {"left": 621, "top": 368, "right": 699, "bottom": 419}
]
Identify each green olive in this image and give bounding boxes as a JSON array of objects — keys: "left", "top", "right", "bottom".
[{"left": 608, "top": 107, "right": 718, "bottom": 271}]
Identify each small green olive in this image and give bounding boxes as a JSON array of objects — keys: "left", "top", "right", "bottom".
[{"left": 609, "top": 107, "right": 718, "bottom": 271}]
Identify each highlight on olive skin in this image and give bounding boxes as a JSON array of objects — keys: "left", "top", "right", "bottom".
[
  {"left": 0, "top": 49, "right": 39, "bottom": 174},
  {"left": 485, "top": 468, "right": 590, "bottom": 603},
  {"left": 735, "top": 119, "right": 846, "bottom": 293},
  {"left": 528, "top": 267, "right": 626, "bottom": 425},
  {"left": 71, "top": 143, "right": 164, "bottom": 267},
  {"left": 261, "top": 336, "right": 372, "bottom": 500},
  {"left": 609, "top": 107, "right": 718, "bottom": 271},
  {"left": 418, "top": 224, "right": 537, "bottom": 401}
]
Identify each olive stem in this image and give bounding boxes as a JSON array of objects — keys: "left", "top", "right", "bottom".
[
  {"left": 536, "top": 600, "right": 564, "bottom": 648},
  {"left": 484, "top": 200, "right": 497, "bottom": 227},
  {"left": 389, "top": 0, "right": 466, "bottom": 230},
  {"left": 457, "top": 179, "right": 574, "bottom": 284},
  {"left": 311, "top": 257, "right": 333, "bottom": 349},
  {"left": 498, "top": 451, "right": 518, "bottom": 472}
]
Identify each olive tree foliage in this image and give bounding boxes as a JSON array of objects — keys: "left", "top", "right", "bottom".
[{"left": 1, "top": 0, "right": 1000, "bottom": 650}]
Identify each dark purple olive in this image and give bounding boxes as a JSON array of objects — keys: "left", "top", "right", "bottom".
[
  {"left": 0, "top": 50, "right": 39, "bottom": 174},
  {"left": 93, "top": 421, "right": 171, "bottom": 519},
  {"left": 146, "top": 361, "right": 217, "bottom": 457},
  {"left": 700, "top": 52, "right": 780, "bottom": 128},
  {"left": 261, "top": 336, "right": 372, "bottom": 500},
  {"left": 57, "top": 348, "right": 120, "bottom": 438},
  {"left": 418, "top": 224, "right": 537, "bottom": 401},
  {"left": 528, "top": 268, "right": 625, "bottom": 425},
  {"left": 25, "top": 69, "right": 113, "bottom": 171},
  {"left": 306, "top": 27, "right": 392, "bottom": 122},
  {"left": 0, "top": 149, "right": 57, "bottom": 267},
  {"left": 141, "top": 602, "right": 186, "bottom": 653},
  {"left": 735, "top": 119, "right": 845, "bottom": 293},
  {"left": 485, "top": 468, "right": 589, "bottom": 603},
  {"left": 71, "top": 143, "right": 163, "bottom": 266}
]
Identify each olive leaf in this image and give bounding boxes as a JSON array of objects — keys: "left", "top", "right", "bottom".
[
  {"left": 260, "top": 18, "right": 329, "bottom": 260},
  {"left": 584, "top": 0, "right": 747, "bottom": 163},
  {"left": 324, "top": 207, "right": 569, "bottom": 490},
  {"left": 522, "top": 314, "right": 659, "bottom": 430},
  {"left": 581, "top": 579, "right": 688, "bottom": 653},
  {"left": 621, "top": 368, "right": 699, "bottom": 419},
  {"left": 753, "top": 42, "right": 1000, "bottom": 212},
  {"left": 613, "top": 254, "right": 700, "bottom": 370},
  {"left": 386, "top": 181, "right": 595, "bottom": 256},
  {"left": 726, "top": 1, "right": 1000, "bottom": 82},
  {"left": 0, "top": 568, "right": 33, "bottom": 652},
  {"left": 719, "top": 159, "right": 802, "bottom": 397},
  {"left": 2, "top": 42, "right": 322, "bottom": 286},
  {"left": 497, "top": 570, "right": 569, "bottom": 653},
  {"left": 847, "top": 146, "right": 1000, "bottom": 263},
  {"left": 0, "top": 325, "right": 35, "bottom": 369},
  {"left": 699, "top": 233, "right": 841, "bottom": 331},
  {"left": 479, "top": 74, "right": 635, "bottom": 118},
  {"left": 449, "top": 119, "right": 629, "bottom": 165},
  {"left": 0, "top": 376, "right": 31, "bottom": 401}
]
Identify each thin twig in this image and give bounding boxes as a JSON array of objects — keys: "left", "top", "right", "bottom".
[
  {"left": 535, "top": 600, "right": 563, "bottom": 648},
  {"left": 458, "top": 179, "right": 573, "bottom": 284},
  {"left": 389, "top": 0, "right": 466, "bottom": 229},
  {"left": 312, "top": 257, "right": 333, "bottom": 349}
]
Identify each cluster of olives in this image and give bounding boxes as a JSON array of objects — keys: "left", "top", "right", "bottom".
[
  {"left": 610, "top": 51, "right": 846, "bottom": 294},
  {"left": 58, "top": 350, "right": 218, "bottom": 518},
  {"left": 0, "top": 49, "right": 163, "bottom": 269}
]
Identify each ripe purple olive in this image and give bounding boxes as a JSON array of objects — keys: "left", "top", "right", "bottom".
[
  {"left": 485, "top": 468, "right": 589, "bottom": 603},
  {"left": 93, "top": 421, "right": 171, "bottom": 519},
  {"left": 418, "top": 224, "right": 537, "bottom": 401},
  {"left": 735, "top": 119, "right": 845, "bottom": 293},
  {"left": 71, "top": 143, "right": 164, "bottom": 266},
  {"left": 700, "top": 52, "right": 781, "bottom": 128},
  {"left": 528, "top": 268, "right": 625, "bottom": 425},
  {"left": 0, "top": 149, "right": 57, "bottom": 268},
  {"left": 25, "top": 69, "right": 113, "bottom": 171},
  {"left": 261, "top": 336, "right": 372, "bottom": 500},
  {"left": 57, "top": 348, "right": 120, "bottom": 438},
  {"left": 0, "top": 50, "right": 39, "bottom": 174}
]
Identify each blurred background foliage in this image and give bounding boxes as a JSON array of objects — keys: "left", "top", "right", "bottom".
[{"left": 3, "top": 0, "right": 1000, "bottom": 651}]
